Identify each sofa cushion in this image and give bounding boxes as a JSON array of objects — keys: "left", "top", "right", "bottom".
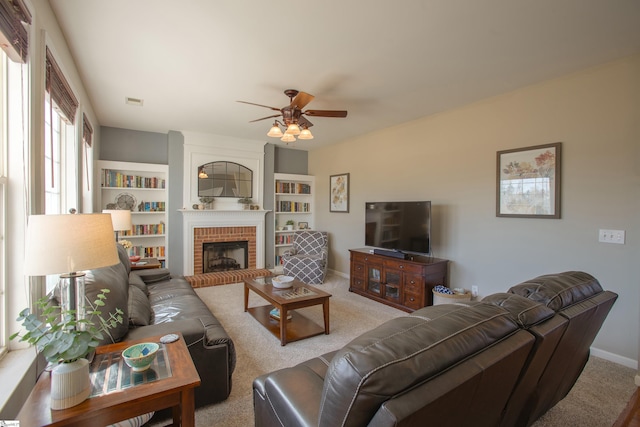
[
  {"left": 508, "top": 271, "right": 603, "bottom": 312},
  {"left": 116, "top": 243, "right": 131, "bottom": 276},
  {"left": 84, "top": 261, "right": 129, "bottom": 344},
  {"left": 319, "top": 303, "right": 519, "bottom": 427},
  {"left": 128, "top": 285, "right": 152, "bottom": 326}
]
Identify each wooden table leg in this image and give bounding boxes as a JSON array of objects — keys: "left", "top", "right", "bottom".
[
  {"left": 181, "top": 389, "right": 196, "bottom": 427},
  {"left": 172, "top": 404, "right": 181, "bottom": 426},
  {"left": 323, "top": 298, "right": 330, "bottom": 335},
  {"left": 280, "top": 306, "right": 287, "bottom": 346},
  {"left": 244, "top": 283, "right": 249, "bottom": 312}
]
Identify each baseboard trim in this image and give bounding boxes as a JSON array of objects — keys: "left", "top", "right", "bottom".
[
  {"left": 328, "top": 269, "right": 348, "bottom": 279},
  {"left": 590, "top": 347, "right": 637, "bottom": 369}
]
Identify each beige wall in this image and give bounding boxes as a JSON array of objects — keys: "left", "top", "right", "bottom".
[{"left": 309, "top": 55, "right": 640, "bottom": 364}]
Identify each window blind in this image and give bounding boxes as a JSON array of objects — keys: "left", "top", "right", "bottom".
[
  {"left": 45, "top": 47, "right": 78, "bottom": 124},
  {"left": 0, "top": 0, "right": 31, "bottom": 63},
  {"left": 83, "top": 113, "right": 93, "bottom": 146}
]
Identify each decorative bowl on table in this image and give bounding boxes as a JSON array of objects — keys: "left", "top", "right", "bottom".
[
  {"left": 129, "top": 255, "right": 141, "bottom": 263},
  {"left": 122, "top": 342, "right": 159, "bottom": 372},
  {"left": 272, "top": 275, "right": 294, "bottom": 289}
]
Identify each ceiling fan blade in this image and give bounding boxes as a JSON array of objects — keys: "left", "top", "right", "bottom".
[
  {"left": 249, "top": 114, "right": 281, "bottom": 123},
  {"left": 298, "top": 116, "right": 314, "bottom": 128},
  {"left": 290, "top": 91, "right": 315, "bottom": 110},
  {"left": 237, "top": 100, "right": 281, "bottom": 111},
  {"left": 304, "top": 109, "right": 348, "bottom": 118}
]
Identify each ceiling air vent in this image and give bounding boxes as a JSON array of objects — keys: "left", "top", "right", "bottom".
[{"left": 125, "top": 97, "right": 144, "bottom": 106}]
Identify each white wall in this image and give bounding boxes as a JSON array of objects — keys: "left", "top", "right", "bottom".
[{"left": 309, "top": 55, "right": 640, "bottom": 365}]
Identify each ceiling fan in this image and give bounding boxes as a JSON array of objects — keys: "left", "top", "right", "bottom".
[{"left": 237, "top": 89, "right": 348, "bottom": 143}]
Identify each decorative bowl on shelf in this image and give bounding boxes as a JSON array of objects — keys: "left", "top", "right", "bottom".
[
  {"left": 122, "top": 342, "right": 159, "bottom": 372},
  {"left": 272, "top": 275, "right": 294, "bottom": 289},
  {"left": 129, "top": 255, "right": 141, "bottom": 263}
]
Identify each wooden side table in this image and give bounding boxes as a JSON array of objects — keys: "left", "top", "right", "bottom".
[
  {"left": 130, "top": 257, "right": 162, "bottom": 270},
  {"left": 17, "top": 332, "right": 200, "bottom": 427}
]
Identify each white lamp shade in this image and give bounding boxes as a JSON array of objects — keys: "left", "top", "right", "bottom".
[
  {"left": 280, "top": 133, "right": 296, "bottom": 143},
  {"left": 24, "top": 214, "right": 120, "bottom": 276},
  {"left": 285, "top": 123, "right": 301, "bottom": 136},
  {"left": 267, "top": 125, "right": 283, "bottom": 138},
  {"left": 102, "top": 209, "right": 132, "bottom": 231},
  {"left": 298, "top": 128, "right": 314, "bottom": 140}
]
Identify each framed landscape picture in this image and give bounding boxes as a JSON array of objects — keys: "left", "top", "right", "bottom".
[
  {"left": 496, "top": 142, "right": 561, "bottom": 218},
  {"left": 330, "top": 173, "right": 350, "bottom": 213}
]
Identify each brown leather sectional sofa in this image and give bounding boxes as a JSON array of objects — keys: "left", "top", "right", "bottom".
[
  {"left": 82, "top": 244, "right": 236, "bottom": 408},
  {"left": 253, "top": 271, "right": 617, "bottom": 427}
]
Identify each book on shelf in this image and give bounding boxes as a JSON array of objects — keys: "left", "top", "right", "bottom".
[
  {"left": 269, "top": 307, "right": 292, "bottom": 321},
  {"left": 275, "top": 181, "right": 311, "bottom": 194},
  {"left": 276, "top": 201, "right": 310, "bottom": 213},
  {"left": 102, "top": 169, "right": 166, "bottom": 189}
]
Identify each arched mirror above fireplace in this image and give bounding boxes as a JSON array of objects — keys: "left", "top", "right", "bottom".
[{"left": 198, "top": 161, "right": 253, "bottom": 198}]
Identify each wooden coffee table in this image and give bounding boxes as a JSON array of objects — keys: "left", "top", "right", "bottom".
[
  {"left": 17, "top": 332, "right": 200, "bottom": 427},
  {"left": 244, "top": 276, "right": 331, "bottom": 346}
]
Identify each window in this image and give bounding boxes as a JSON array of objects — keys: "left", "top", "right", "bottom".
[
  {"left": 0, "top": 45, "right": 30, "bottom": 356},
  {"left": 43, "top": 47, "right": 79, "bottom": 293},
  {"left": 0, "top": 50, "right": 7, "bottom": 357},
  {"left": 44, "top": 48, "right": 78, "bottom": 216}
]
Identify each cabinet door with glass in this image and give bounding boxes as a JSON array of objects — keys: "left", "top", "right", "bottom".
[
  {"left": 366, "top": 263, "right": 383, "bottom": 296},
  {"left": 383, "top": 268, "right": 402, "bottom": 303}
]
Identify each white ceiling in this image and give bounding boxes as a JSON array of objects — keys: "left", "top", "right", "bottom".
[{"left": 49, "top": 0, "right": 640, "bottom": 151}]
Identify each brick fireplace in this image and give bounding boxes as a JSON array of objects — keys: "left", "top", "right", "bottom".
[
  {"left": 181, "top": 209, "right": 268, "bottom": 277},
  {"left": 193, "top": 226, "right": 256, "bottom": 273}
]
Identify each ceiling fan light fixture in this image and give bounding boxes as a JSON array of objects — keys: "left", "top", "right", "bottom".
[
  {"left": 198, "top": 168, "right": 208, "bottom": 178},
  {"left": 298, "top": 128, "right": 314, "bottom": 140},
  {"left": 285, "top": 123, "right": 301, "bottom": 136},
  {"left": 280, "top": 133, "right": 296, "bottom": 143},
  {"left": 267, "top": 123, "right": 283, "bottom": 138}
]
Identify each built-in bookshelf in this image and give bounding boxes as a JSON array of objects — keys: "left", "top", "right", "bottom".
[
  {"left": 273, "top": 173, "right": 315, "bottom": 271},
  {"left": 98, "top": 160, "right": 169, "bottom": 266}
]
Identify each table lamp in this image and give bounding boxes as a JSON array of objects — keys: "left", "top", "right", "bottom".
[
  {"left": 24, "top": 213, "right": 120, "bottom": 321},
  {"left": 102, "top": 209, "right": 132, "bottom": 241}
]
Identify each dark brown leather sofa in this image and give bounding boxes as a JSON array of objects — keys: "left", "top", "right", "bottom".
[
  {"left": 253, "top": 271, "right": 616, "bottom": 427},
  {"left": 83, "top": 244, "right": 236, "bottom": 408}
]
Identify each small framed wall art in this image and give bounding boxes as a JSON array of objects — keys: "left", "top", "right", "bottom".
[
  {"left": 330, "top": 173, "right": 350, "bottom": 213},
  {"left": 496, "top": 142, "right": 561, "bottom": 219}
]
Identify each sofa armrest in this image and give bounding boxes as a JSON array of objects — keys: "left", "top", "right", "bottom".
[
  {"left": 254, "top": 366, "right": 323, "bottom": 427},
  {"left": 133, "top": 268, "right": 172, "bottom": 284}
]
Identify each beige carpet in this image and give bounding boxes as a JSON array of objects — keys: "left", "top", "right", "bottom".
[{"left": 152, "top": 275, "right": 636, "bottom": 426}]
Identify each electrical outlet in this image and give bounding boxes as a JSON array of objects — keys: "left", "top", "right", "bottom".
[
  {"left": 471, "top": 286, "right": 479, "bottom": 298},
  {"left": 598, "top": 229, "right": 625, "bottom": 244}
]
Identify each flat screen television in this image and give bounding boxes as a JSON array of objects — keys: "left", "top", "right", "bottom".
[{"left": 365, "top": 201, "right": 431, "bottom": 255}]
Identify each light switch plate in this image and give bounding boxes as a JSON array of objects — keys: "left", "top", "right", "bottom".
[{"left": 598, "top": 229, "right": 625, "bottom": 244}]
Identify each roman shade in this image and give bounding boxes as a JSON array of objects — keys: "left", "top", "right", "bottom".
[
  {"left": 83, "top": 113, "right": 93, "bottom": 146},
  {"left": 45, "top": 46, "right": 78, "bottom": 124},
  {"left": 0, "top": 0, "right": 30, "bottom": 63}
]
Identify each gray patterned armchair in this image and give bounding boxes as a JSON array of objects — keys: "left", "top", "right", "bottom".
[{"left": 282, "top": 231, "right": 329, "bottom": 284}]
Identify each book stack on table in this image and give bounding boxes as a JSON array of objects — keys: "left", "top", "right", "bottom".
[{"left": 269, "top": 308, "right": 292, "bottom": 321}]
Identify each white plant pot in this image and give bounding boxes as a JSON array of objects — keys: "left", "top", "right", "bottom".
[{"left": 50, "top": 358, "right": 91, "bottom": 410}]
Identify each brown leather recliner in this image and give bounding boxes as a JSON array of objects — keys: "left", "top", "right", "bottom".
[
  {"left": 502, "top": 271, "right": 618, "bottom": 426},
  {"left": 253, "top": 271, "right": 617, "bottom": 427}
]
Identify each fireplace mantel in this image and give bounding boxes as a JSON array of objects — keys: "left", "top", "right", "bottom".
[{"left": 180, "top": 209, "right": 268, "bottom": 275}]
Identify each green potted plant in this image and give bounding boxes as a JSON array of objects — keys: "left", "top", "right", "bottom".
[
  {"left": 11, "top": 289, "right": 124, "bottom": 409},
  {"left": 285, "top": 220, "right": 295, "bottom": 231}
]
